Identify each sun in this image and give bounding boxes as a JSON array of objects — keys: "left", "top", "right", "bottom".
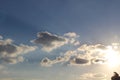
[{"left": 104, "top": 45, "right": 120, "bottom": 67}]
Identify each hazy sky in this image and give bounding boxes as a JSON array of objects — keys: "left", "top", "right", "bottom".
[{"left": 1, "top": 0, "right": 120, "bottom": 80}]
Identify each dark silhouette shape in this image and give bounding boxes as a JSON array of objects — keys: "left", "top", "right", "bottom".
[{"left": 111, "top": 72, "right": 120, "bottom": 80}]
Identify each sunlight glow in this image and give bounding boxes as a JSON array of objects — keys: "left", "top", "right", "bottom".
[{"left": 105, "top": 45, "right": 120, "bottom": 67}]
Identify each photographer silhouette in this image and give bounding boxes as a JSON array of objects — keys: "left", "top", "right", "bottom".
[{"left": 111, "top": 72, "right": 120, "bottom": 80}]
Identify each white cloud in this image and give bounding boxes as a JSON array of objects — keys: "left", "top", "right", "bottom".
[
  {"left": 73, "top": 41, "right": 80, "bottom": 46},
  {"left": 32, "top": 32, "right": 81, "bottom": 52},
  {"left": 40, "top": 56, "right": 68, "bottom": 67},
  {"left": 31, "top": 31, "right": 68, "bottom": 52},
  {"left": 79, "top": 73, "right": 106, "bottom": 80},
  {"left": 0, "top": 37, "right": 37, "bottom": 64},
  {"left": 0, "top": 65, "right": 9, "bottom": 75},
  {"left": 40, "top": 50, "right": 76, "bottom": 67},
  {"left": 38, "top": 32, "right": 120, "bottom": 67},
  {"left": 41, "top": 40, "right": 68, "bottom": 52},
  {"left": 41, "top": 57, "right": 54, "bottom": 67},
  {"left": 40, "top": 43, "right": 111, "bottom": 67},
  {"left": 64, "top": 32, "right": 80, "bottom": 46},
  {"left": 64, "top": 32, "right": 79, "bottom": 38}
]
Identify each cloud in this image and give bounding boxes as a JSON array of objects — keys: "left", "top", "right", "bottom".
[
  {"left": 40, "top": 50, "right": 77, "bottom": 67},
  {"left": 40, "top": 57, "right": 52, "bottom": 67},
  {"left": 64, "top": 32, "right": 79, "bottom": 38},
  {"left": 70, "top": 57, "right": 89, "bottom": 65},
  {"left": 0, "top": 65, "right": 9, "bottom": 75},
  {"left": 91, "top": 58, "right": 106, "bottom": 64},
  {"left": 38, "top": 32, "right": 120, "bottom": 67},
  {"left": 79, "top": 73, "right": 106, "bottom": 80},
  {"left": 40, "top": 43, "right": 109, "bottom": 67},
  {"left": 40, "top": 56, "right": 69, "bottom": 67},
  {"left": 0, "top": 38, "right": 37, "bottom": 64},
  {"left": 64, "top": 32, "right": 80, "bottom": 46},
  {"left": 32, "top": 32, "right": 81, "bottom": 52},
  {"left": 0, "top": 35, "right": 3, "bottom": 39},
  {"left": 31, "top": 32, "right": 68, "bottom": 52}
]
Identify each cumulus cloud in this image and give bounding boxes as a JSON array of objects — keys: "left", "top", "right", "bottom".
[
  {"left": 0, "top": 38, "right": 37, "bottom": 64},
  {"left": 79, "top": 73, "right": 106, "bottom": 80},
  {"left": 32, "top": 32, "right": 81, "bottom": 52},
  {"left": 40, "top": 43, "right": 112, "bottom": 67},
  {"left": 40, "top": 50, "right": 77, "bottom": 67},
  {"left": 31, "top": 32, "right": 68, "bottom": 52},
  {"left": 64, "top": 32, "right": 80, "bottom": 46},
  {"left": 64, "top": 32, "right": 79, "bottom": 38},
  {"left": 40, "top": 51, "right": 88, "bottom": 67},
  {"left": 39, "top": 32, "right": 120, "bottom": 67},
  {"left": 40, "top": 56, "right": 69, "bottom": 67}
]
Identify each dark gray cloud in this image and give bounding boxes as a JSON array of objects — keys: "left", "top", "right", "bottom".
[
  {"left": 34, "top": 32, "right": 65, "bottom": 45},
  {"left": 91, "top": 58, "right": 106, "bottom": 64},
  {"left": 40, "top": 57, "right": 52, "bottom": 67},
  {"left": 32, "top": 32, "right": 81, "bottom": 52},
  {"left": 0, "top": 44, "right": 16, "bottom": 54},
  {"left": 74, "top": 58, "right": 89, "bottom": 64},
  {"left": 32, "top": 32, "right": 67, "bottom": 52},
  {"left": 70, "top": 57, "right": 89, "bottom": 65}
]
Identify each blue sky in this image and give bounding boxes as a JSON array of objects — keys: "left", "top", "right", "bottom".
[{"left": 1, "top": 0, "right": 120, "bottom": 80}]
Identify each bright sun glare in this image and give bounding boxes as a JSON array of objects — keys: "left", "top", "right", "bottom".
[{"left": 104, "top": 44, "right": 120, "bottom": 67}]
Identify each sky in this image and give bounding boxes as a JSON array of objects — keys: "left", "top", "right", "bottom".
[{"left": 1, "top": 0, "right": 120, "bottom": 80}]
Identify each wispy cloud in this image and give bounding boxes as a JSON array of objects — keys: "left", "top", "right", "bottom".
[
  {"left": 0, "top": 78, "right": 14, "bottom": 80},
  {"left": 0, "top": 65, "right": 9, "bottom": 75},
  {"left": 79, "top": 73, "right": 106, "bottom": 80}
]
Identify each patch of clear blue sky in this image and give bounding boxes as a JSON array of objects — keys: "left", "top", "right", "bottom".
[{"left": 1, "top": 0, "right": 120, "bottom": 44}]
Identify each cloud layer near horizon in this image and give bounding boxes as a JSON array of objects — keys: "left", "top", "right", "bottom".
[{"left": 79, "top": 72, "right": 106, "bottom": 80}]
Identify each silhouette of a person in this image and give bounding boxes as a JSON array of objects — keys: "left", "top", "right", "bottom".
[{"left": 111, "top": 72, "right": 120, "bottom": 80}]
